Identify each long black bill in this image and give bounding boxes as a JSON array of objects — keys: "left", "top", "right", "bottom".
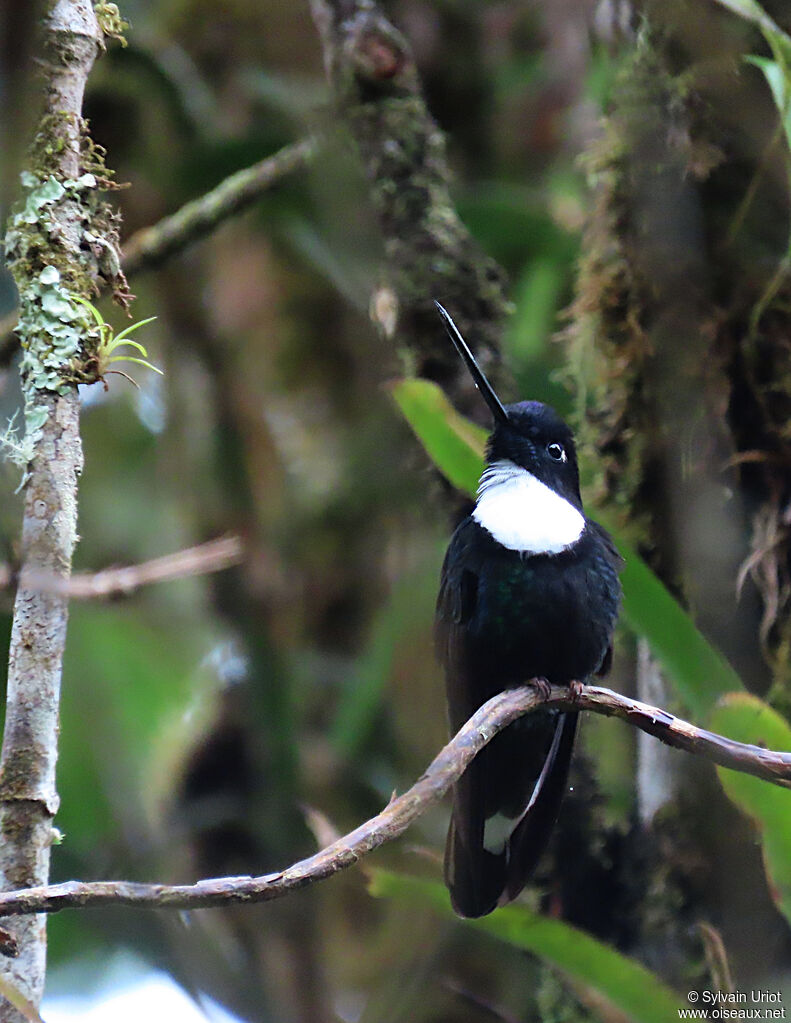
[{"left": 434, "top": 301, "right": 509, "bottom": 425}]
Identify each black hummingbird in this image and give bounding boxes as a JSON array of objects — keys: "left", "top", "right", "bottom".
[{"left": 434, "top": 302, "right": 622, "bottom": 918}]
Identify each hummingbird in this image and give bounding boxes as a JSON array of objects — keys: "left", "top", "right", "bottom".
[{"left": 434, "top": 302, "right": 622, "bottom": 918}]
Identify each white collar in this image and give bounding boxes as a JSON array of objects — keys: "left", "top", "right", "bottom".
[{"left": 472, "top": 459, "right": 585, "bottom": 555}]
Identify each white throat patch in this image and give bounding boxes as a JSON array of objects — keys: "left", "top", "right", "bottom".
[{"left": 472, "top": 459, "right": 585, "bottom": 555}]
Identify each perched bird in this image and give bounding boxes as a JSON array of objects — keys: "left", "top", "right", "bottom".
[{"left": 434, "top": 303, "right": 622, "bottom": 918}]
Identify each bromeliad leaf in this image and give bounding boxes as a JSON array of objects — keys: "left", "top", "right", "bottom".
[
  {"left": 369, "top": 870, "right": 683, "bottom": 1023},
  {"left": 73, "top": 297, "right": 162, "bottom": 386},
  {"left": 712, "top": 1, "right": 791, "bottom": 326},
  {"left": 709, "top": 693, "right": 791, "bottom": 926},
  {"left": 390, "top": 378, "right": 487, "bottom": 493}
]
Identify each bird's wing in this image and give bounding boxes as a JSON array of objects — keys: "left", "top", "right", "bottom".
[
  {"left": 587, "top": 518, "right": 623, "bottom": 678},
  {"left": 436, "top": 519, "right": 571, "bottom": 916},
  {"left": 436, "top": 519, "right": 509, "bottom": 915},
  {"left": 435, "top": 517, "right": 485, "bottom": 730}
]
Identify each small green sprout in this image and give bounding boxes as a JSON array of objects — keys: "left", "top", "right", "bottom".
[{"left": 73, "top": 296, "right": 163, "bottom": 389}]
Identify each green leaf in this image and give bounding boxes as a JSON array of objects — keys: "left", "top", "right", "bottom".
[
  {"left": 715, "top": 0, "right": 791, "bottom": 319},
  {"left": 392, "top": 378, "right": 744, "bottom": 716},
  {"left": 713, "top": 0, "right": 788, "bottom": 40},
  {"left": 746, "top": 55, "right": 791, "bottom": 166},
  {"left": 714, "top": 0, "right": 791, "bottom": 201},
  {"left": 504, "top": 258, "right": 567, "bottom": 368},
  {"left": 709, "top": 694, "right": 791, "bottom": 924},
  {"left": 108, "top": 316, "right": 157, "bottom": 349},
  {"left": 369, "top": 870, "right": 682, "bottom": 1023},
  {"left": 107, "top": 355, "right": 164, "bottom": 375},
  {"left": 603, "top": 526, "right": 744, "bottom": 718},
  {"left": 390, "top": 379, "right": 487, "bottom": 494},
  {"left": 72, "top": 294, "right": 106, "bottom": 329}
]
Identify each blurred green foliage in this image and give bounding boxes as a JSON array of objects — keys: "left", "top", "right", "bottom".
[
  {"left": 711, "top": 694, "right": 791, "bottom": 926},
  {"left": 1, "top": 0, "right": 791, "bottom": 1019},
  {"left": 369, "top": 870, "right": 683, "bottom": 1023}
]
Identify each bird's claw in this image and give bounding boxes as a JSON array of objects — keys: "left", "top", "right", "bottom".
[
  {"left": 531, "top": 676, "right": 552, "bottom": 701},
  {"left": 568, "top": 679, "right": 584, "bottom": 703}
]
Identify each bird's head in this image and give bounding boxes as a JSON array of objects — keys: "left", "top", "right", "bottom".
[
  {"left": 434, "top": 302, "right": 582, "bottom": 510},
  {"left": 487, "top": 400, "right": 582, "bottom": 510}
]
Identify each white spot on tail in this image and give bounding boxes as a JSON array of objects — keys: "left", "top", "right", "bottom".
[
  {"left": 482, "top": 719, "right": 565, "bottom": 855},
  {"left": 483, "top": 813, "right": 517, "bottom": 855},
  {"left": 472, "top": 459, "right": 585, "bottom": 554}
]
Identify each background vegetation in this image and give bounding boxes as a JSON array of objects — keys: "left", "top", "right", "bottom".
[{"left": 2, "top": 0, "right": 791, "bottom": 1020}]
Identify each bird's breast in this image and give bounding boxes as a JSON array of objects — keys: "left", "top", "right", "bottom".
[{"left": 468, "top": 536, "right": 619, "bottom": 684}]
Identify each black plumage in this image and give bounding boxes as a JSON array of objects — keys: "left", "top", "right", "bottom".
[{"left": 434, "top": 305, "right": 622, "bottom": 918}]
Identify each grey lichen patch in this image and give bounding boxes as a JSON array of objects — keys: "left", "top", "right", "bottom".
[
  {"left": 5, "top": 178, "right": 88, "bottom": 465},
  {"left": 3, "top": 102, "right": 135, "bottom": 470},
  {"left": 18, "top": 265, "right": 87, "bottom": 388},
  {"left": 26, "top": 112, "right": 131, "bottom": 305},
  {"left": 3, "top": 164, "right": 127, "bottom": 468}
]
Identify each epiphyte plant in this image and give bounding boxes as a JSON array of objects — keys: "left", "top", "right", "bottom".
[{"left": 73, "top": 296, "right": 162, "bottom": 389}]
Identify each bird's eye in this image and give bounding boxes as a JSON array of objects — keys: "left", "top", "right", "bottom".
[{"left": 547, "top": 442, "right": 566, "bottom": 462}]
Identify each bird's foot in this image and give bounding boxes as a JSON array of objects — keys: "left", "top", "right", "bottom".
[
  {"left": 531, "top": 676, "right": 552, "bottom": 701},
  {"left": 568, "top": 679, "right": 584, "bottom": 703}
]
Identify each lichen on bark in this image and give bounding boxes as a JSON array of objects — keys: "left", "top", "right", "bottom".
[
  {"left": 4, "top": 118, "right": 131, "bottom": 465},
  {"left": 0, "top": 0, "right": 119, "bottom": 1013}
]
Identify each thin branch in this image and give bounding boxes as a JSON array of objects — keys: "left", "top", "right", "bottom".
[
  {"left": 121, "top": 137, "right": 318, "bottom": 276},
  {"left": 0, "top": 682, "right": 786, "bottom": 919},
  {"left": 0, "top": 137, "right": 318, "bottom": 365},
  {"left": 0, "top": 535, "right": 243, "bottom": 599},
  {"left": 575, "top": 684, "right": 791, "bottom": 785}
]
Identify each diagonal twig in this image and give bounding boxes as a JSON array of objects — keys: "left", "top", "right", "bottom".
[
  {"left": 122, "top": 137, "right": 318, "bottom": 275},
  {"left": 0, "top": 137, "right": 318, "bottom": 365},
  {"left": 0, "top": 682, "right": 786, "bottom": 919},
  {"left": 0, "top": 535, "right": 243, "bottom": 599}
]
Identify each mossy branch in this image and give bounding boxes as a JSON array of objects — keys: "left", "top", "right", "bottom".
[
  {"left": 122, "top": 137, "right": 317, "bottom": 275},
  {"left": 308, "top": 0, "right": 511, "bottom": 417},
  {"left": 0, "top": 137, "right": 318, "bottom": 368},
  {"left": 0, "top": 0, "right": 113, "bottom": 1015}
]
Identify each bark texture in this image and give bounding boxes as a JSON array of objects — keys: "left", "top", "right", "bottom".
[
  {"left": 309, "top": 0, "right": 511, "bottom": 420},
  {"left": 0, "top": 0, "right": 103, "bottom": 1013},
  {"left": 0, "top": 395, "right": 82, "bottom": 1011},
  {"left": 566, "top": 3, "right": 791, "bottom": 981}
]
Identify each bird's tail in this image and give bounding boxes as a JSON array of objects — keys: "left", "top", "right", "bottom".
[{"left": 445, "top": 710, "right": 578, "bottom": 918}]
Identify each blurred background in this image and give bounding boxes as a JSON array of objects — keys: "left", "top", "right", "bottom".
[{"left": 2, "top": 0, "right": 791, "bottom": 1020}]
